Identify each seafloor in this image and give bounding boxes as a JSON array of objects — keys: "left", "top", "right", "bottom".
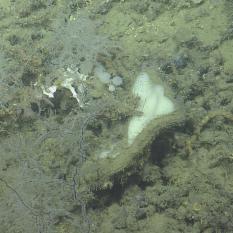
[{"left": 0, "top": 0, "right": 233, "bottom": 233}]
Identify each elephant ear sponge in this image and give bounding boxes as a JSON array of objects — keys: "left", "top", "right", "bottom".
[{"left": 128, "top": 72, "right": 175, "bottom": 145}]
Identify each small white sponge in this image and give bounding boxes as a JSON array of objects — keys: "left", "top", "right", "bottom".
[{"left": 128, "top": 73, "right": 175, "bottom": 144}]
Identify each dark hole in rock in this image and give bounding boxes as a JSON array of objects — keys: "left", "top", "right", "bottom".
[
  {"left": 21, "top": 68, "right": 37, "bottom": 86},
  {"left": 31, "top": 102, "right": 39, "bottom": 113},
  {"left": 150, "top": 130, "right": 174, "bottom": 166},
  {"left": 8, "top": 34, "right": 21, "bottom": 46}
]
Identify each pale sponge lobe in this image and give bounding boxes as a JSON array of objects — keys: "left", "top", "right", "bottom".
[{"left": 128, "top": 73, "right": 175, "bottom": 145}]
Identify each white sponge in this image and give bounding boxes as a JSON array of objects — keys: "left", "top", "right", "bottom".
[{"left": 128, "top": 73, "right": 174, "bottom": 144}]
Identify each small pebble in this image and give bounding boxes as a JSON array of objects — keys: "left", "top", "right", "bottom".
[
  {"left": 112, "top": 76, "right": 123, "bottom": 86},
  {"left": 108, "top": 84, "right": 116, "bottom": 92},
  {"left": 94, "top": 63, "right": 111, "bottom": 84},
  {"left": 191, "top": 0, "right": 203, "bottom": 4}
]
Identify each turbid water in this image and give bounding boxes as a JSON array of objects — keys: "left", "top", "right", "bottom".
[{"left": 0, "top": 0, "right": 233, "bottom": 232}]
